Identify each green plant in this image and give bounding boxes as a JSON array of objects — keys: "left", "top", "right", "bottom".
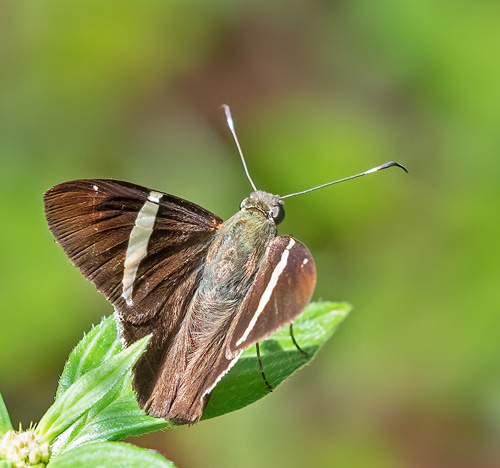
[{"left": 0, "top": 301, "right": 349, "bottom": 467}]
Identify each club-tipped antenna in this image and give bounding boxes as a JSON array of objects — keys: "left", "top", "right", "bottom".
[
  {"left": 222, "top": 104, "right": 257, "bottom": 192},
  {"left": 281, "top": 161, "right": 407, "bottom": 199}
]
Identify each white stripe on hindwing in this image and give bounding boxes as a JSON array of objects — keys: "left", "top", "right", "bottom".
[
  {"left": 121, "top": 191, "right": 163, "bottom": 305},
  {"left": 235, "top": 238, "right": 296, "bottom": 347}
]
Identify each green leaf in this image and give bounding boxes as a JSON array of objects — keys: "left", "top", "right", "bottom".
[
  {"left": 0, "top": 460, "right": 13, "bottom": 468},
  {"left": 49, "top": 317, "right": 170, "bottom": 456},
  {"left": 43, "top": 300, "right": 347, "bottom": 450},
  {"left": 48, "top": 441, "right": 177, "bottom": 468},
  {"left": 57, "top": 316, "right": 122, "bottom": 399},
  {"left": 53, "top": 380, "right": 169, "bottom": 455},
  {"left": 70, "top": 393, "right": 169, "bottom": 443},
  {"left": 202, "top": 301, "right": 350, "bottom": 420},
  {"left": 0, "top": 394, "right": 13, "bottom": 434},
  {"left": 37, "top": 335, "right": 150, "bottom": 443}
]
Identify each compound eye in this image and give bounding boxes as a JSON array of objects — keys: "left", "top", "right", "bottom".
[
  {"left": 270, "top": 204, "right": 285, "bottom": 224},
  {"left": 239, "top": 198, "right": 248, "bottom": 210}
]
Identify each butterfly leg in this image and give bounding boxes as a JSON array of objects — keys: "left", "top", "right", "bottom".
[
  {"left": 255, "top": 342, "right": 273, "bottom": 392},
  {"left": 289, "top": 323, "right": 309, "bottom": 357}
]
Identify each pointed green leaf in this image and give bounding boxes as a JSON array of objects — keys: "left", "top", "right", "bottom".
[
  {"left": 57, "top": 316, "right": 122, "bottom": 399},
  {"left": 37, "top": 335, "right": 149, "bottom": 443},
  {"left": 0, "top": 394, "right": 13, "bottom": 434},
  {"left": 62, "top": 393, "right": 170, "bottom": 450},
  {"left": 48, "top": 441, "right": 177, "bottom": 468},
  {"left": 51, "top": 377, "right": 170, "bottom": 456},
  {"left": 49, "top": 417, "right": 88, "bottom": 457},
  {"left": 202, "top": 301, "right": 350, "bottom": 420}
]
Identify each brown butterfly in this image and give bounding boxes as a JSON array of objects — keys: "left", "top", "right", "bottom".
[{"left": 44, "top": 106, "right": 406, "bottom": 424}]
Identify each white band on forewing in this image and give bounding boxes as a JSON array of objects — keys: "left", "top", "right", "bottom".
[{"left": 121, "top": 191, "right": 163, "bottom": 305}]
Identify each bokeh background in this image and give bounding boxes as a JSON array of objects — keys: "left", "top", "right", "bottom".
[{"left": 1, "top": 1, "right": 499, "bottom": 467}]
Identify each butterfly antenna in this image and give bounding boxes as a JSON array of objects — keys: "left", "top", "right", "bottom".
[
  {"left": 281, "top": 161, "right": 407, "bottom": 199},
  {"left": 222, "top": 104, "right": 258, "bottom": 192}
]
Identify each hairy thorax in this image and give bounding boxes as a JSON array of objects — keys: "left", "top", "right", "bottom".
[{"left": 186, "top": 208, "right": 277, "bottom": 339}]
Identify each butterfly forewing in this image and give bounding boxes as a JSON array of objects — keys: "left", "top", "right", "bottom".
[
  {"left": 44, "top": 178, "right": 222, "bottom": 346},
  {"left": 190, "top": 235, "right": 315, "bottom": 412},
  {"left": 226, "top": 235, "right": 316, "bottom": 356}
]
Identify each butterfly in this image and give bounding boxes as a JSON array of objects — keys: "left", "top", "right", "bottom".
[{"left": 44, "top": 105, "right": 406, "bottom": 424}]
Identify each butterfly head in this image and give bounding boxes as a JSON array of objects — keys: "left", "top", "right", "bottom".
[{"left": 240, "top": 190, "right": 285, "bottom": 225}]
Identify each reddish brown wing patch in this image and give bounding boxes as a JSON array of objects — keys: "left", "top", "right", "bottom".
[{"left": 226, "top": 235, "right": 316, "bottom": 357}]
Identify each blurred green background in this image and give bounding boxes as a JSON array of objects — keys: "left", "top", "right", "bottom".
[{"left": 1, "top": 0, "right": 499, "bottom": 466}]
